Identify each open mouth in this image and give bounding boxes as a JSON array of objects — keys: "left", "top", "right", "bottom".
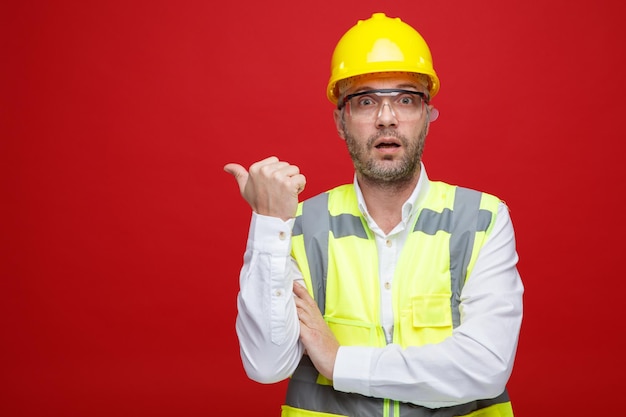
[{"left": 375, "top": 142, "right": 400, "bottom": 148}]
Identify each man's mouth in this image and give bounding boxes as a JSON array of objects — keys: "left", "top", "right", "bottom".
[{"left": 375, "top": 142, "right": 400, "bottom": 148}]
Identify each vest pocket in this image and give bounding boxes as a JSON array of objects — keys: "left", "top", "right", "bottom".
[
  {"left": 326, "top": 317, "right": 382, "bottom": 347},
  {"left": 399, "top": 294, "right": 453, "bottom": 346}
]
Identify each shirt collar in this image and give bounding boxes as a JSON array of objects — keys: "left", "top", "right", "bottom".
[{"left": 354, "top": 162, "right": 431, "bottom": 227}]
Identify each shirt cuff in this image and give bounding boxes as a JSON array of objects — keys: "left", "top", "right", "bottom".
[
  {"left": 248, "top": 212, "right": 295, "bottom": 254},
  {"left": 333, "top": 346, "right": 375, "bottom": 396}
]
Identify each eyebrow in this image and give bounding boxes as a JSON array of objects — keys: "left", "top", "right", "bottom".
[{"left": 351, "top": 83, "right": 422, "bottom": 94}]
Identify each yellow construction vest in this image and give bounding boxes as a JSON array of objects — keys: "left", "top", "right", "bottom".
[{"left": 283, "top": 181, "right": 514, "bottom": 417}]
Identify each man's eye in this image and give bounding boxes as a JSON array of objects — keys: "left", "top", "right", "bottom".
[
  {"left": 397, "top": 95, "right": 415, "bottom": 105},
  {"left": 357, "top": 97, "right": 377, "bottom": 107}
]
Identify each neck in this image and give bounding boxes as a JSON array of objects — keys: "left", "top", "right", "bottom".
[{"left": 357, "top": 167, "right": 421, "bottom": 234}]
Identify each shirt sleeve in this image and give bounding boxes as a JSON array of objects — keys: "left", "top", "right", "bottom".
[
  {"left": 332, "top": 202, "right": 524, "bottom": 408},
  {"left": 235, "top": 212, "right": 305, "bottom": 383}
]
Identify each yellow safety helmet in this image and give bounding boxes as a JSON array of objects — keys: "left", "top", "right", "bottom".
[{"left": 327, "top": 13, "right": 440, "bottom": 104}]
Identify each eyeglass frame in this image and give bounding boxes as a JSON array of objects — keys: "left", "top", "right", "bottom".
[{"left": 337, "top": 88, "right": 431, "bottom": 120}]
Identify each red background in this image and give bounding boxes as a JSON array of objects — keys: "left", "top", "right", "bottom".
[{"left": 2, "top": 0, "right": 626, "bottom": 415}]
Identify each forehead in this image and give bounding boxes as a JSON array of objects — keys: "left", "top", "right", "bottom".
[{"left": 344, "top": 73, "right": 427, "bottom": 94}]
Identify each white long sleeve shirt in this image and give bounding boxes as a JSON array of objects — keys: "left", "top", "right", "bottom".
[{"left": 235, "top": 164, "right": 524, "bottom": 408}]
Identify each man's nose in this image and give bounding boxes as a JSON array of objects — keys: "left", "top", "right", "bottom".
[{"left": 376, "top": 101, "right": 398, "bottom": 127}]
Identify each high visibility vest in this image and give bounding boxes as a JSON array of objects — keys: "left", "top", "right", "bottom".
[{"left": 283, "top": 181, "right": 514, "bottom": 417}]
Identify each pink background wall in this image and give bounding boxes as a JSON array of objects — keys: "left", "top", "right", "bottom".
[{"left": 2, "top": 0, "right": 625, "bottom": 415}]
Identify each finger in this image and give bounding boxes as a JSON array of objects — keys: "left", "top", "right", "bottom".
[
  {"left": 292, "top": 174, "right": 306, "bottom": 195},
  {"left": 275, "top": 163, "right": 301, "bottom": 176},
  {"left": 276, "top": 167, "right": 305, "bottom": 192},
  {"left": 251, "top": 158, "right": 304, "bottom": 189},
  {"left": 254, "top": 160, "right": 291, "bottom": 180},
  {"left": 293, "top": 282, "right": 317, "bottom": 308},
  {"left": 269, "top": 164, "right": 305, "bottom": 193},
  {"left": 295, "top": 304, "right": 315, "bottom": 328},
  {"left": 293, "top": 281, "right": 310, "bottom": 298},
  {"left": 223, "top": 163, "right": 249, "bottom": 193},
  {"left": 249, "top": 156, "right": 282, "bottom": 175},
  {"left": 257, "top": 155, "right": 280, "bottom": 165}
]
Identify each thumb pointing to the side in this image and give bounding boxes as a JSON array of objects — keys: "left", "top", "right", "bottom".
[{"left": 224, "top": 163, "right": 249, "bottom": 194}]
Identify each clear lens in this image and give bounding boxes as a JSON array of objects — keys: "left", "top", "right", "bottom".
[{"left": 344, "top": 89, "right": 426, "bottom": 120}]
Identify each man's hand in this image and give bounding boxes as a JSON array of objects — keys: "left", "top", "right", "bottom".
[
  {"left": 293, "top": 282, "right": 339, "bottom": 381},
  {"left": 224, "top": 156, "right": 306, "bottom": 221}
]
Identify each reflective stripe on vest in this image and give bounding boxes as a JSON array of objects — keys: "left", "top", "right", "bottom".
[
  {"left": 284, "top": 356, "right": 512, "bottom": 417},
  {"left": 287, "top": 182, "right": 512, "bottom": 417},
  {"left": 293, "top": 184, "right": 493, "bottom": 326}
]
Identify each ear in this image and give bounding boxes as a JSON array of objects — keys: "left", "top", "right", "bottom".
[
  {"left": 428, "top": 104, "right": 439, "bottom": 123},
  {"left": 425, "top": 104, "right": 438, "bottom": 136},
  {"left": 333, "top": 108, "right": 346, "bottom": 140}
]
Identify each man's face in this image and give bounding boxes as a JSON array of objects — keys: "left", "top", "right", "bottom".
[{"left": 333, "top": 73, "right": 431, "bottom": 186}]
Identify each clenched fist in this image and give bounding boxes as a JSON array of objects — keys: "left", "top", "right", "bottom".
[{"left": 224, "top": 156, "right": 307, "bottom": 221}]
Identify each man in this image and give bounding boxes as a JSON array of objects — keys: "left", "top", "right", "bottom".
[{"left": 224, "top": 12, "right": 523, "bottom": 417}]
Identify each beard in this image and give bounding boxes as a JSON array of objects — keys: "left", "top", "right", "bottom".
[{"left": 344, "top": 125, "right": 428, "bottom": 187}]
